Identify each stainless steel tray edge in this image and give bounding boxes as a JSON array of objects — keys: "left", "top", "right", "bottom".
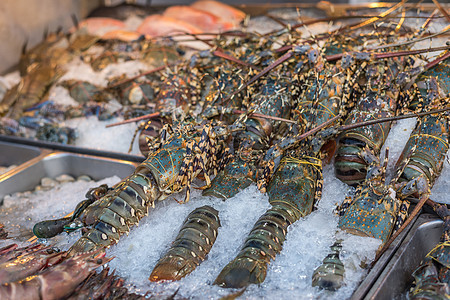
[
  {"left": 0, "top": 135, "right": 145, "bottom": 163},
  {"left": 364, "top": 214, "right": 443, "bottom": 300},
  {"left": 350, "top": 214, "right": 419, "bottom": 300},
  {"left": 0, "top": 151, "right": 139, "bottom": 200}
]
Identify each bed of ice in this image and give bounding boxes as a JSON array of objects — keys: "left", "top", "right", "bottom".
[
  {"left": 0, "top": 116, "right": 448, "bottom": 299},
  {"left": 0, "top": 175, "right": 121, "bottom": 248}
]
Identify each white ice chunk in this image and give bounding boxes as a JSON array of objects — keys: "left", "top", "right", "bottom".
[{"left": 63, "top": 116, "right": 141, "bottom": 155}]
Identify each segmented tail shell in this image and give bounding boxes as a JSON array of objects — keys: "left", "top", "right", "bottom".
[
  {"left": 335, "top": 58, "right": 404, "bottom": 186},
  {"left": 312, "top": 241, "right": 345, "bottom": 291},
  {"left": 214, "top": 205, "right": 294, "bottom": 288},
  {"left": 149, "top": 205, "right": 220, "bottom": 281},
  {"left": 68, "top": 171, "right": 160, "bottom": 255},
  {"left": 215, "top": 158, "right": 322, "bottom": 288}
]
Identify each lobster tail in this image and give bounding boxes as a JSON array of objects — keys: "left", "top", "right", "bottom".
[
  {"left": 334, "top": 137, "right": 373, "bottom": 185},
  {"left": 150, "top": 205, "right": 220, "bottom": 282},
  {"left": 149, "top": 205, "right": 220, "bottom": 281},
  {"left": 312, "top": 240, "right": 345, "bottom": 291},
  {"left": 68, "top": 168, "right": 162, "bottom": 255},
  {"left": 215, "top": 157, "right": 321, "bottom": 288},
  {"left": 334, "top": 107, "right": 396, "bottom": 186},
  {"left": 215, "top": 204, "right": 295, "bottom": 288}
]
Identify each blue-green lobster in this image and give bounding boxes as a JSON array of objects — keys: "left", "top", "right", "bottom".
[
  {"left": 312, "top": 52, "right": 450, "bottom": 291},
  {"left": 213, "top": 40, "right": 360, "bottom": 287},
  {"left": 202, "top": 43, "right": 322, "bottom": 200},
  {"left": 149, "top": 205, "right": 221, "bottom": 282},
  {"left": 33, "top": 119, "right": 237, "bottom": 255}
]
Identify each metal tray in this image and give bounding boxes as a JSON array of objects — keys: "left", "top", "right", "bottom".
[
  {"left": 350, "top": 213, "right": 419, "bottom": 299},
  {"left": 0, "top": 151, "right": 139, "bottom": 200},
  {"left": 0, "top": 141, "right": 42, "bottom": 167},
  {"left": 363, "top": 214, "right": 443, "bottom": 299}
]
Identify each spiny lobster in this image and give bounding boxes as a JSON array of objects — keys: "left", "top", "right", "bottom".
[
  {"left": 33, "top": 118, "right": 237, "bottom": 255},
  {"left": 213, "top": 36, "right": 362, "bottom": 287},
  {"left": 312, "top": 52, "right": 450, "bottom": 291},
  {"left": 203, "top": 36, "right": 354, "bottom": 200},
  {"left": 332, "top": 15, "right": 436, "bottom": 186}
]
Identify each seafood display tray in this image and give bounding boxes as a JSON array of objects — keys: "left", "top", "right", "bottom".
[
  {"left": 361, "top": 214, "right": 443, "bottom": 299},
  {"left": 0, "top": 140, "right": 140, "bottom": 200},
  {"left": 0, "top": 139, "right": 436, "bottom": 299}
]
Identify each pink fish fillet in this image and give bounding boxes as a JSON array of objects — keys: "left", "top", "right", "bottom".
[
  {"left": 101, "top": 29, "right": 142, "bottom": 42},
  {"left": 163, "top": 6, "right": 234, "bottom": 32},
  {"left": 190, "top": 0, "right": 246, "bottom": 25},
  {"left": 77, "top": 17, "right": 126, "bottom": 36},
  {"left": 137, "top": 15, "right": 203, "bottom": 38}
]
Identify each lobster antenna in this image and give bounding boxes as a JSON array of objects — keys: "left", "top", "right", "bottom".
[
  {"left": 343, "top": 0, "right": 408, "bottom": 32},
  {"left": 106, "top": 108, "right": 298, "bottom": 129},
  {"left": 219, "top": 51, "right": 293, "bottom": 106},
  {"left": 325, "top": 45, "right": 450, "bottom": 61},
  {"left": 420, "top": 8, "right": 439, "bottom": 32},
  {"left": 184, "top": 32, "right": 215, "bottom": 48},
  {"left": 432, "top": 0, "right": 450, "bottom": 23},
  {"left": 277, "top": 0, "right": 430, "bottom": 54},
  {"left": 424, "top": 50, "right": 450, "bottom": 70},
  {"left": 374, "top": 7, "right": 439, "bottom": 54},
  {"left": 71, "top": 14, "right": 79, "bottom": 29},
  {"left": 265, "top": 13, "right": 289, "bottom": 29},
  {"left": 369, "top": 24, "right": 450, "bottom": 51},
  {"left": 338, "top": 104, "right": 450, "bottom": 132},
  {"left": 394, "top": 8, "right": 407, "bottom": 33},
  {"left": 212, "top": 49, "right": 261, "bottom": 71}
]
